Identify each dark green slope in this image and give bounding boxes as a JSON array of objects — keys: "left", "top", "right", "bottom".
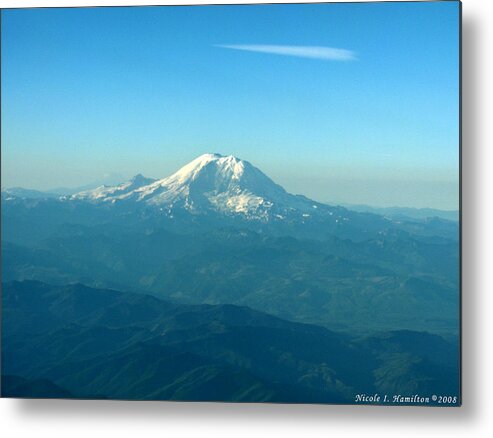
[
  {"left": 1, "top": 375, "right": 73, "bottom": 399},
  {"left": 2, "top": 281, "right": 459, "bottom": 404}
]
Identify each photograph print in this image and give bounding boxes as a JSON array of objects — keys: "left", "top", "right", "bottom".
[{"left": 1, "top": 1, "right": 461, "bottom": 406}]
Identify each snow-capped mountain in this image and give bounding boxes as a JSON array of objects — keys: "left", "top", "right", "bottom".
[
  {"left": 70, "top": 153, "right": 326, "bottom": 220},
  {"left": 2, "top": 154, "right": 458, "bottom": 242}
]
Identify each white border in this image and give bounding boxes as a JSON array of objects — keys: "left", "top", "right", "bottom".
[{"left": 2, "top": 1, "right": 493, "bottom": 438}]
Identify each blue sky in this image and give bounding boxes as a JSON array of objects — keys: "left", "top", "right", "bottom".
[{"left": 1, "top": 2, "right": 460, "bottom": 209}]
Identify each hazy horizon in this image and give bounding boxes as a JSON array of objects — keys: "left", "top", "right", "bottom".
[
  {"left": 1, "top": 150, "right": 458, "bottom": 211},
  {"left": 1, "top": 3, "right": 459, "bottom": 210}
]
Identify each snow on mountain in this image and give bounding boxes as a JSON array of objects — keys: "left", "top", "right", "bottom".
[
  {"left": 72, "top": 174, "right": 156, "bottom": 201},
  {"left": 70, "top": 153, "right": 325, "bottom": 220}
]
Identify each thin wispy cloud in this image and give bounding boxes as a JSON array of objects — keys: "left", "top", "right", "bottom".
[{"left": 215, "top": 44, "right": 357, "bottom": 61}]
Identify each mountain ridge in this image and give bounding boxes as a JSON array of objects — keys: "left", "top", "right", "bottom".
[{"left": 1, "top": 280, "right": 459, "bottom": 403}]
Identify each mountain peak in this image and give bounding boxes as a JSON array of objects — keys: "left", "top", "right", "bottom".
[
  {"left": 185, "top": 153, "right": 245, "bottom": 168},
  {"left": 130, "top": 173, "right": 148, "bottom": 183},
  {"left": 170, "top": 153, "right": 247, "bottom": 186}
]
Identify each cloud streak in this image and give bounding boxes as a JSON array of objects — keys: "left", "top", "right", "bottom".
[{"left": 215, "top": 44, "right": 356, "bottom": 61}]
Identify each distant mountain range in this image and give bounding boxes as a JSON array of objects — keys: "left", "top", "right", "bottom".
[
  {"left": 2, "top": 154, "right": 459, "bottom": 243},
  {"left": 3, "top": 153, "right": 458, "bottom": 224},
  {"left": 2, "top": 187, "right": 60, "bottom": 200},
  {"left": 335, "top": 203, "right": 459, "bottom": 222}
]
